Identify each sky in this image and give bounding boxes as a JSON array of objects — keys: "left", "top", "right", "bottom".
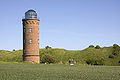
[{"left": 0, "top": 0, "right": 120, "bottom": 50}]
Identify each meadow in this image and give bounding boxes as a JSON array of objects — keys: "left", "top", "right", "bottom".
[
  {"left": 0, "top": 63, "right": 120, "bottom": 80},
  {"left": 0, "top": 45, "right": 120, "bottom": 80}
]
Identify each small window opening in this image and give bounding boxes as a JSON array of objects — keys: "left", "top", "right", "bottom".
[
  {"left": 30, "top": 28, "right": 32, "bottom": 32},
  {"left": 30, "top": 39, "right": 32, "bottom": 43},
  {"left": 32, "top": 21, "right": 34, "bottom": 24}
]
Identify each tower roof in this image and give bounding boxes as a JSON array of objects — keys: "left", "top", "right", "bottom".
[
  {"left": 25, "top": 10, "right": 37, "bottom": 14},
  {"left": 25, "top": 9, "right": 37, "bottom": 19}
]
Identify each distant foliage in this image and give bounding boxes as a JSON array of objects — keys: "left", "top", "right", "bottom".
[
  {"left": 118, "top": 61, "right": 120, "bottom": 64},
  {"left": 86, "top": 60, "right": 91, "bottom": 65},
  {"left": 113, "top": 44, "right": 120, "bottom": 49},
  {"left": 108, "top": 55, "right": 114, "bottom": 59},
  {"left": 1, "top": 44, "right": 120, "bottom": 66},
  {"left": 86, "top": 59, "right": 104, "bottom": 65},
  {"left": 95, "top": 45, "right": 101, "bottom": 49},
  {"left": 112, "top": 52, "right": 118, "bottom": 56},
  {"left": 13, "top": 49, "right": 15, "bottom": 51},
  {"left": 45, "top": 46, "right": 52, "bottom": 49},
  {"left": 112, "top": 44, "right": 120, "bottom": 56},
  {"left": 0, "top": 50, "right": 23, "bottom": 62},
  {"left": 89, "top": 45, "right": 94, "bottom": 48},
  {"left": 41, "top": 54, "right": 55, "bottom": 64}
]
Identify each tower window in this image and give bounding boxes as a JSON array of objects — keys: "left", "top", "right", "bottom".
[
  {"left": 30, "top": 28, "right": 32, "bottom": 32},
  {"left": 29, "top": 39, "right": 32, "bottom": 43},
  {"left": 32, "top": 21, "right": 34, "bottom": 24}
]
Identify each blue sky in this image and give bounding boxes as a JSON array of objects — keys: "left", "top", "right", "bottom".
[{"left": 0, "top": 0, "right": 120, "bottom": 50}]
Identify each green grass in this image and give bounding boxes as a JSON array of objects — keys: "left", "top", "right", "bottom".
[
  {"left": 0, "top": 46, "right": 120, "bottom": 66},
  {"left": 0, "top": 63, "right": 120, "bottom": 80}
]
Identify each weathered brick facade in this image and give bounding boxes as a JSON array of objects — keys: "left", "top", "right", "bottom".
[{"left": 22, "top": 19, "right": 40, "bottom": 63}]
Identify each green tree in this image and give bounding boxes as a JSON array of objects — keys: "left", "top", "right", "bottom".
[
  {"left": 112, "top": 44, "right": 120, "bottom": 56},
  {"left": 45, "top": 46, "right": 52, "bottom": 49},
  {"left": 95, "top": 45, "right": 101, "bottom": 49},
  {"left": 89, "top": 45, "right": 94, "bottom": 48},
  {"left": 113, "top": 44, "right": 120, "bottom": 49}
]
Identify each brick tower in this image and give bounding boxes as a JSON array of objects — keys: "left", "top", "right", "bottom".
[{"left": 22, "top": 10, "right": 40, "bottom": 63}]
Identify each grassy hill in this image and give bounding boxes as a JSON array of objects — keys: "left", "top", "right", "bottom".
[{"left": 0, "top": 45, "right": 120, "bottom": 66}]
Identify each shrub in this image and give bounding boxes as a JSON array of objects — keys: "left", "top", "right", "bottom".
[
  {"left": 95, "top": 45, "right": 101, "bottom": 49},
  {"left": 41, "top": 54, "right": 55, "bottom": 64},
  {"left": 86, "top": 60, "right": 91, "bottom": 65},
  {"left": 86, "top": 59, "right": 104, "bottom": 65},
  {"left": 89, "top": 45, "right": 94, "bottom": 48},
  {"left": 112, "top": 44, "right": 120, "bottom": 56},
  {"left": 113, "top": 44, "right": 120, "bottom": 49},
  {"left": 109, "top": 55, "right": 114, "bottom": 59},
  {"left": 118, "top": 61, "right": 120, "bottom": 64},
  {"left": 13, "top": 49, "right": 15, "bottom": 51},
  {"left": 45, "top": 46, "right": 52, "bottom": 49},
  {"left": 112, "top": 52, "right": 118, "bottom": 56}
]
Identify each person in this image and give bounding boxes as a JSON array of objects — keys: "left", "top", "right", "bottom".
[{"left": 69, "top": 59, "right": 74, "bottom": 65}]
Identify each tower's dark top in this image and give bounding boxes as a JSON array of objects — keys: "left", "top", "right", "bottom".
[{"left": 25, "top": 10, "right": 37, "bottom": 19}]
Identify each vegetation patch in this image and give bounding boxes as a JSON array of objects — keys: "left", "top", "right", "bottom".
[
  {"left": 0, "top": 63, "right": 120, "bottom": 80},
  {"left": 0, "top": 44, "right": 120, "bottom": 66}
]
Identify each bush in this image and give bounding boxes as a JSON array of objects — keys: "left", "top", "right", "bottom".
[
  {"left": 13, "top": 49, "right": 15, "bottom": 51},
  {"left": 112, "top": 44, "right": 120, "bottom": 56},
  {"left": 113, "top": 44, "right": 120, "bottom": 49},
  {"left": 89, "top": 45, "right": 94, "bottom": 48},
  {"left": 86, "top": 59, "right": 104, "bottom": 65},
  {"left": 86, "top": 60, "right": 91, "bottom": 65},
  {"left": 41, "top": 54, "right": 55, "bottom": 64},
  {"left": 95, "top": 45, "right": 101, "bottom": 49},
  {"left": 45, "top": 46, "right": 52, "bottom": 49},
  {"left": 109, "top": 55, "right": 114, "bottom": 59},
  {"left": 118, "top": 61, "right": 120, "bottom": 64},
  {"left": 112, "top": 52, "right": 118, "bottom": 56}
]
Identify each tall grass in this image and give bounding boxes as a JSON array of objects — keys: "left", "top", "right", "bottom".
[{"left": 0, "top": 63, "right": 120, "bottom": 80}]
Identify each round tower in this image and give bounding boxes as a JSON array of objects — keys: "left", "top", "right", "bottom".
[{"left": 22, "top": 10, "right": 40, "bottom": 63}]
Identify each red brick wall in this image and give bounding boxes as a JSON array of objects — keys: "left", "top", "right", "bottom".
[{"left": 22, "top": 19, "right": 40, "bottom": 63}]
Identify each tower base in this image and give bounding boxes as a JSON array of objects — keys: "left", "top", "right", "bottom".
[{"left": 23, "top": 55, "right": 40, "bottom": 63}]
